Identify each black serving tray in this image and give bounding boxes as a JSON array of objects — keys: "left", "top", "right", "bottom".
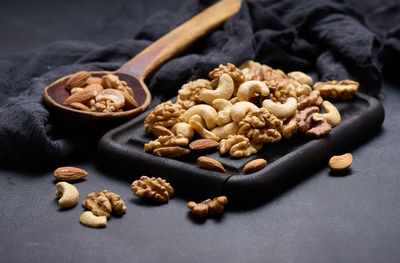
[{"left": 98, "top": 93, "right": 384, "bottom": 200}]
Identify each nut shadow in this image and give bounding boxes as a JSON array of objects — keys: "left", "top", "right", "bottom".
[
  {"left": 329, "top": 168, "right": 352, "bottom": 177},
  {"left": 52, "top": 178, "right": 87, "bottom": 185},
  {"left": 186, "top": 211, "right": 225, "bottom": 225},
  {"left": 130, "top": 197, "right": 168, "bottom": 207}
]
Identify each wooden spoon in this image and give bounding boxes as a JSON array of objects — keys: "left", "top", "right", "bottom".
[{"left": 43, "top": 0, "right": 242, "bottom": 123}]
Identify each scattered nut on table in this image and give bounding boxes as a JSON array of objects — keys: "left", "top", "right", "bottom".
[
  {"left": 82, "top": 190, "right": 127, "bottom": 218},
  {"left": 131, "top": 176, "right": 174, "bottom": 202},
  {"left": 187, "top": 196, "right": 228, "bottom": 218},
  {"left": 329, "top": 153, "right": 353, "bottom": 171},
  {"left": 55, "top": 182, "right": 79, "bottom": 208},
  {"left": 80, "top": 211, "right": 107, "bottom": 228},
  {"left": 53, "top": 166, "right": 88, "bottom": 181}
]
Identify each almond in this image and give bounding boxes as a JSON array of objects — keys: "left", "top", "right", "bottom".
[
  {"left": 54, "top": 166, "right": 88, "bottom": 181},
  {"left": 66, "top": 71, "right": 91, "bottom": 90},
  {"left": 86, "top": 77, "right": 102, "bottom": 86},
  {"left": 152, "top": 126, "right": 174, "bottom": 137},
  {"left": 189, "top": 139, "right": 219, "bottom": 152},
  {"left": 63, "top": 84, "right": 103, "bottom": 105},
  {"left": 329, "top": 153, "right": 352, "bottom": 171},
  {"left": 197, "top": 156, "right": 226, "bottom": 173},
  {"left": 70, "top": 102, "right": 91, "bottom": 112},
  {"left": 243, "top": 159, "right": 267, "bottom": 174},
  {"left": 121, "top": 90, "right": 139, "bottom": 110}
]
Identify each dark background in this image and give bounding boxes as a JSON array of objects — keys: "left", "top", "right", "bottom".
[{"left": 1, "top": 1, "right": 400, "bottom": 262}]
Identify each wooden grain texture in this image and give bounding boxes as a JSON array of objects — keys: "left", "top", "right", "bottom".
[{"left": 117, "top": 0, "right": 242, "bottom": 80}]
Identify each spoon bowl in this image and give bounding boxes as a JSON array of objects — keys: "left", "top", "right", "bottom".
[
  {"left": 44, "top": 71, "right": 150, "bottom": 123},
  {"left": 43, "top": 0, "right": 242, "bottom": 124}
]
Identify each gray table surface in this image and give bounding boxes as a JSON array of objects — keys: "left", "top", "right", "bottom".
[{"left": 1, "top": 1, "right": 400, "bottom": 262}]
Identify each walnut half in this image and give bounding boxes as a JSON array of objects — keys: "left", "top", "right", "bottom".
[
  {"left": 131, "top": 176, "right": 174, "bottom": 202},
  {"left": 82, "top": 190, "right": 127, "bottom": 218}
]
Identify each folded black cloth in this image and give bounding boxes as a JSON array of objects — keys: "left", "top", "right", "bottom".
[{"left": 0, "top": 0, "right": 398, "bottom": 165}]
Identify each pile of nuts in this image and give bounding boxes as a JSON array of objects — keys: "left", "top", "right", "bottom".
[
  {"left": 143, "top": 61, "right": 359, "bottom": 170},
  {"left": 63, "top": 71, "right": 138, "bottom": 113}
]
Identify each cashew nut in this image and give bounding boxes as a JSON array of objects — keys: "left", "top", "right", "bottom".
[
  {"left": 171, "top": 122, "right": 194, "bottom": 140},
  {"left": 80, "top": 211, "right": 107, "bottom": 228},
  {"left": 188, "top": 115, "right": 220, "bottom": 141},
  {"left": 95, "top": 89, "right": 125, "bottom": 109},
  {"left": 287, "top": 71, "right": 313, "bottom": 86},
  {"left": 231, "top": 101, "right": 259, "bottom": 123},
  {"left": 262, "top": 97, "right": 297, "bottom": 118},
  {"left": 237, "top": 81, "right": 270, "bottom": 101},
  {"left": 182, "top": 104, "right": 218, "bottom": 129},
  {"left": 212, "top": 99, "right": 233, "bottom": 126},
  {"left": 198, "top": 73, "right": 234, "bottom": 104},
  {"left": 296, "top": 84, "right": 312, "bottom": 97},
  {"left": 312, "top": 101, "right": 341, "bottom": 127},
  {"left": 211, "top": 122, "right": 239, "bottom": 139},
  {"left": 55, "top": 182, "right": 79, "bottom": 208}
]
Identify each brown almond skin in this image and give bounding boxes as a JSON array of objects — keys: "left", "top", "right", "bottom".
[
  {"left": 121, "top": 90, "right": 139, "bottom": 110},
  {"left": 189, "top": 139, "right": 219, "bottom": 152},
  {"left": 63, "top": 84, "right": 103, "bottom": 105},
  {"left": 70, "top": 102, "right": 91, "bottom": 112},
  {"left": 243, "top": 159, "right": 267, "bottom": 174},
  {"left": 85, "top": 77, "right": 102, "bottom": 86},
  {"left": 54, "top": 166, "right": 88, "bottom": 181},
  {"left": 329, "top": 153, "right": 353, "bottom": 171},
  {"left": 152, "top": 126, "right": 174, "bottom": 137},
  {"left": 197, "top": 156, "right": 226, "bottom": 173},
  {"left": 66, "top": 71, "right": 91, "bottom": 90}
]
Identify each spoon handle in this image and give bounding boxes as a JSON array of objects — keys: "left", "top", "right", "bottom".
[{"left": 117, "top": 0, "right": 242, "bottom": 80}]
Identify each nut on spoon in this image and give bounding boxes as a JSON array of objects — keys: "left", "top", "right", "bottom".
[{"left": 43, "top": 0, "right": 242, "bottom": 123}]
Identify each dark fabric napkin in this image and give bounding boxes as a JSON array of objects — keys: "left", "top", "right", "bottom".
[{"left": 0, "top": 0, "right": 398, "bottom": 165}]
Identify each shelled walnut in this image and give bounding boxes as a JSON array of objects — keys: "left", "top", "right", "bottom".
[
  {"left": 209, "top": 63, "right": 246, "bottom": 87},
  {"left": 219, "top": 135, "right": 258, "bottom": 158},
  {"left": 313, "top": 80, "right": 359, "bottom": 100},
  {"left": 177, "top": 79, "right": 211, "bottom": 107},
  {"left": 238, "top": 108, "right": 282, "bottom": 144},
  {"left": 144, "top": 134, "right": 190, "bottom": 158},
  {"left": 187, "top": 196, "right": 228, "bottom": 218},
  {"left": 144, "top": 101, "right": 185, "bottom": 133},
  {"left": 82, "top": 190, "right": 127, "bottom": 218},
  {"left": 131, "top": 176, "right": 174, "bottom": 202},
  {"left": 240, "top": 60, "right": 286, "bottom": 81},
  {"left": 265, "top": 79, "right": 296, "bottom": 103},
  {"left": 297, "top": 106, "right": 332, "bottom": 137}
]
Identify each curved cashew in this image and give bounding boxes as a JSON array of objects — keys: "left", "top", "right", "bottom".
[
  {"left": 171, "top": 122, "right": 194, "bottom": 140},
  {"left": 262, "top": 97, "right": 297, "bottom": 118},
  {"left": 287, "top": 71, "right": 313, "bottom": 86},
  {"left": 95, "top": 89, "right": 125, "bottom": 109},
  {"left": 198, "top": 73, "right": 234, "bottom": 104},
  {"left": 80, "top": 211, "right": 107, "bottom": 228},
  {"left": 182, "top": 104, "right": 218, "bottom": 129},
  {"left": 312, "top": 101, "right": 341, "bottom": 127},
  {"left": 296, "top": 84, "right": 312, "bottom": 97},
  {"left": 188, "top": 115, "right": 220, "bottom": 141},
  {"left": 211, "top": 122, "right": 239, "bottom": 140},
  {"left": 237, "top": 81, "right": 270, "bottom": 101},
  {"left": 55, "top": 182, "right": 79, "bottom": 208},
  {"left": 212, "top": 99, "right": 233, "bottom": 126},
  {"left": 231, "top": 101, "right": 259, "bottom": 123}
]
